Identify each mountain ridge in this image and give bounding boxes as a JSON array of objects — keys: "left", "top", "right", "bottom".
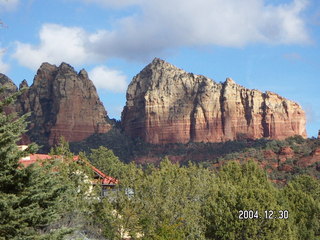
[
  {"left": 1, "top": 62, "right": 112, "bottom": 149},
  {"left": 122, "top": 58, "right": 307, "bottom": 144},
  {"left": 0, "top": 58, "right": 307, "bottom": 149}
]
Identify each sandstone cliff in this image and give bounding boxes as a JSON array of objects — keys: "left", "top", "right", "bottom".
[
  {"left": 19, "top": 62, "right": 112, "bottom": 146},
  {"left": 0, "top": 73, "right": 18, "bottom": 94},
  {"left": 0, "top": 74, "right": 19, "bottom": 115},
  {"left": 122, "top": 58, "right": 307, "bottom": 144},
  {"left": 0, "top": 63, "right": 113, "bottom": 147}
]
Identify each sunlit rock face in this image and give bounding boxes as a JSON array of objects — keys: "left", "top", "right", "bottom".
[
  {"left": 122, "top": 58, "right": 306, "bottom": 144},
  {"left": 19, "top": 62, "right": 112, "bottom": 146}
]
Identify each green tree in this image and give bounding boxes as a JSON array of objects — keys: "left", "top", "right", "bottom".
[
  {"left": 49, "top": 136, "right": 73, "bottom": 159},
  {"left": 89, "top": 146, "right": 127, "bottom": 179},
  {"left": 283, "top": 175, "right": 320, "bottom": 239},
  {"left": 0, "top": 89, "right": 74, "bottom": 239},
  {"left": 48, "top": 139, "right": 108, "bottom": 239},
  {"left": 51, "top": 140, "right": 131, "bottom": 240},
  {"left": 203, "top": 160, "right": 296, "bottom": 240},
  {"left": 114, "top": 158, "right": 213, "bottom": 240}
]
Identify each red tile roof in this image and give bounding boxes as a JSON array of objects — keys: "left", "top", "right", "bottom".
[
  {"left": 91, "top": 165, "right": 118, "bottom": 184},
  {"left": 19, "top": 154, "right": 118, "bottom": 185},
  {"left": 19, "top": 154, "right": 52, "bottom": 167},
  {"left": 30, "top": 154, "right": 52, "bottom": 160}
]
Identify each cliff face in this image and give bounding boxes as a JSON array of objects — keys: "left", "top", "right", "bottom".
[
  {"left": 0, "top": 75, "right": 31, "bottom": 144},
  {"left": 0, "top": 64, "right": 112, "bottom": 147},
  {"left": 0, "top": 74, "right": 18, "bottom": 114},
  {"left": 0, "top": 73, "right": 18, "bottom": 94},
  {"left": 5, "top": 62, "right": 112, "bottom": 146},
  {"left": 122, "top": 58, "right": 307, "bottom": 144}
]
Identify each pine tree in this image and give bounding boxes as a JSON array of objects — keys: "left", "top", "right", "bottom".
[
  {"left": 89, "top": 146, "right": 127, "bottom": 179},
  {"left": 0, "top": 88, "right": 36, "bottom": 193},
  {"left": 203, "top": 160, "right": 296, "bottom": 240},
  {"left": 0, "top": 87, "right": 72, "bottom": 239}
]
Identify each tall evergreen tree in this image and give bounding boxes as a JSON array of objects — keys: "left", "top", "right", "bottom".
[
  {"left": 89, "top": 146, "right": 127, "bottom": 179},
  {"left": 0, "top": 88, "right": 73, "bottom": 239},
  {"left": 283, "top": 175, "right": 320, "bottom": 240},
  {"left": 0, "top": 88, "right": 36, "bottom": 194},
  {"left": 203, "top": 160, "right": 296, "bottom": 240}
]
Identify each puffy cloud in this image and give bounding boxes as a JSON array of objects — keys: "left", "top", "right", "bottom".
[
  {"left": 0, "top": 0, "right": 20, "bottom": 11},
  {"left": 81, "top": 0, "right": 311, "bottom": 59},
  {"left": 88, "top": 65, "right": 128, "bottom": 92},
  {"left": 0, "top": 49, "right": 9, "bottom": 74},
  {"left": 12, "top": 24, "right": 128, "bottom": 93},
  {"left": 13, "top": 24, "right": 105, "bottom": 70},
  {"left": 13, "top": 0, "right": 310, "bottom": 67}
]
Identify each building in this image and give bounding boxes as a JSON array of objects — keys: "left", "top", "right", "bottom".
[{"left": 18, "top": 146, "right": 118, "bottom": 196}]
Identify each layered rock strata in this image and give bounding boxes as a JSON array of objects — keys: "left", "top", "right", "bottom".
[
  {"left": 122, "top": 58, "right": 307, "bottom": 144},
  {"left": 23, "top": 62, "right": 112, "bottom": 145},
  {"left": 0, "top": 62, "right": 112, "bottom": 146}
]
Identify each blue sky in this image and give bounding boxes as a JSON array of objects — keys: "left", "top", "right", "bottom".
[{"left": 0, "top": 0, "right": 319, "bottom": 137}]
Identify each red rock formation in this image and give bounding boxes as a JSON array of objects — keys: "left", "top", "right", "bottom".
[
  {"left": 0, "top": 73, "right": 18, "bottom": 114},
  {"left": 278, "top": 146, "right": 294, "bottom": 163},
  {"left": 295, "top": 147, "right": 320, "bottom": 168},
  {"left": 19, "top": 62, "right": 112, "bottom": 146},
  {"left": 263, "top": 150, "right": 277, "bottom": 160},
  {"left": 278, "top": 164, "right": 293, "bottom": 172},
  {"left": 0, "top": 76, "right": 32, "bottom": 145},
  {"left": 297, "top": 147, "right": 320, "bottom": 167},
  {"left": 0, "top": 73, "right": 17, "bottom": 94},
  {"left": 312, "top": 147, "right": 320, "bottom": 156},
  {"left": 122, "top": 58, "right": 307, "bottom": 144}
]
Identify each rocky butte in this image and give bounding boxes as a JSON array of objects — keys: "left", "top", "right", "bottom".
[
  {"left": 122, "top": 58, "right": 307, "bottom": 144},
  {"left": 0, "top": 73, "right": 18, "bottom": 114},
  {"left": 1, "top": 62, "right": 112, "bottom": 147}
]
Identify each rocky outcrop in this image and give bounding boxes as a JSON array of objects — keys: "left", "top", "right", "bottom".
[
  {"left": 0, "top": 76, "right": 31, "bottom": 144},
  {"left": 297, "top": 147, "right": 320, "bottom": 168},
  {"left": 0, "top": 73, "right": 18, "bottom": 94},
  {"left": 18, "top": 62, "right": 112, "bottom": 146},
  {"left": 122, "top": 58, "right": 307, "bottom": 144},
  {"left": 278, "top": 146, "right": 294, "bottom": 163},
  {"left": 0, "top": 74, "right": 19, "bottom": 114}
]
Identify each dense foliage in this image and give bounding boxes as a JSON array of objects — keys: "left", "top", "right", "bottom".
[
  {"left": 71, "top": 128, "right": 320, "bottom": 182},
  {"left": 1, "top": 89, "right": 319, "bottom": 239},
  {"left": 87, "top": 147, "right": 320, "bottom": 240},
  {"left": 0, "top": 90, "right": 97, "bottom": 239}
]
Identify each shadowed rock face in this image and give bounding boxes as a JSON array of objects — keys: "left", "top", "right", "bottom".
[
  {"left": 0, "top": 75, "right": 31, "bottom": 144},
  {"left": 0, "top": 73, "right": 18, "bottom": 94},
  {"left": 0, "top": 74, "right": 18, "bottom": 114},
  {"left": 122, "top": 58, "right": 307, "bottom": 144},
  {"left": 18, "top": 62, "right": 112, "bottom": 146}
]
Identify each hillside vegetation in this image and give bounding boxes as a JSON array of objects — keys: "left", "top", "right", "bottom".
[
  {"left": 1, "top": 89, "right": 319, "bottom": 239},
  {"left": 71, "top": 128, "right": 320, "bottom": 182}
]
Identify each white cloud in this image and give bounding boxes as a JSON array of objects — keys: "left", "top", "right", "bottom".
[
  {"left": 13, "top": 24, "right": 105, "bottom": 70},
  {"left": 0, "top": 0, "right": 20, "bottom": 11},
  {"left": 13, "top": 0, "right": 310, "bottom": 68},
  {"left": 88, "top": 65, "right": 128, "bottom": 92},
  {"left": 12, "top": 24, "right": 128, "bottom": 93},
  {"left": 81, "top": 0, "right": 310, "bottom": 58},
  {"left": 0, "top": 49, "right": 9, "bottom": 74}
]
